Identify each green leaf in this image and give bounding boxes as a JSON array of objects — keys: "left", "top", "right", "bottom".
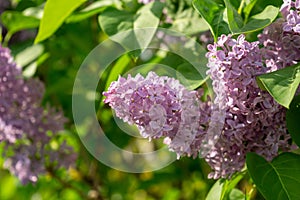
[
  {"left": 0, "top": 174, "right": 16, "bottom": 200},
  {"left": 34, "top": 0, "right": 87, "bottom": 43},
  {"left": 134, "top": 1, "right": 163, "bottom": 30},
  {"left": 169, "top": 8, "right": 209, "bottom": 35},
  {"left": 224, "top": 0, "right": 244, "bottom": 33},
  {"left": 236, "top": 5, "right": 279, "bottom": 34},
  {"left": 99, "top": 54, "right": 131, "bottom": 109},
  {"left": 15, "top": 44, "right": 44, "bottom": 68},
  {"left": 105, "top": 54, "right": 131, "bottom": 92},
  {"left": 243, "top": 0, "right": 258, "bottom": 22},
  {"left": 99, "top": 7, "right": 133, "bottom": 36},
  {"left": 228, "top": 188, "right": 245, "bottom": 200},
  {"left": 193, "top": 0, "right": 230, "bottom": 40},
  {"left": 22, "top": 4, "right": 44, "bottom": 19},
  {"left": 206, "top": 173, "right": 244, "bottom": 200},
  {"left": 286, "top": 95, "right": 300, "bottom": 147},
  {"left": 248, "top": 0, "right": 282, "bottom": 16},
  {"left": 247, "top": 152, "right": 300, "bottom": 200},
  {"left": 206, "top": 179, "right": 224, "bottom": 200},
  {"left": 66, "top": 0, "right": 119, "bottom": 23},
  {"left": 1, "top": 11, "right": 40, "bottom": 34},
  {"left": 223, "top": 173, "right": 245, "bottom": 199},
  {"left": 176, "top": 63, "right": 209, "bottom": 90},
  {"left": 224, "top": 1, "right": 279, "bottom": 35},
  {"left": 99, "top": 2, "right": 163, "bottom": 36},
  {"left": 99, "top": 1, "right": 163, "bottom": 56},
  {"left": 257, "top": 63, "right": 300, "bottom": 108},
  {"left": 133, "top": 1, "right": 164, "bottom": 48}
]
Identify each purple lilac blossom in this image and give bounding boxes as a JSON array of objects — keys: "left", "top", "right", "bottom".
[
  {"left": 281, "top": 0, "right": 300, "bottom": 33},
  {"left": 259, "top": 2, "right": 300, "bottom": 94},
  {"left": 205, "top": 34, "right": 291, "bottom": 179},
  {"left": 103, "top": 72, "right": 211, "bottom": 158},
  {"left": 0, "top": 45, "right": 76, "bottom": 184},
  {"left": 259, "top": 18, "right": 300, "bottom": 70}
]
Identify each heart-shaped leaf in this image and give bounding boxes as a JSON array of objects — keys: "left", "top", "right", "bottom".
[
  {"left": 247, "top": 152, "right": 300, "bottom": 200},
  {"left": 224, "top": 0, "right": 279, "bottom": 35},
  {"left": 257, "top": 63, "right": 300, "bottom": 108}
]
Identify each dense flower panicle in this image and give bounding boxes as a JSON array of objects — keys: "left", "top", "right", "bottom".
[
  {"left": 258, "top": 19, "right": 300, "bottom": 70},
  {"left": 259, "top": 3, "right": 300, "bottom": 94},
  {"left": 281, "top": 0, "right": 300, "bottom": 33},
  {"left": 205, "top": 34, "right": 291, "bottom": 179},
  {"left": 0, "top": 45, "right": 76, "bottom": 184},
  {"left": 103, "top": 72, "right": 211, "bottom": 158}
]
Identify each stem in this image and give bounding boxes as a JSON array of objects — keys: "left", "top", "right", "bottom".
[
  {"left": 247, "top": 184, "right": 256, "bottom": 200},
  {"left": 3, "top": 32, "right": 12, "bottom": 47},
  {"left": 238, "top": 0, "right": 246, "bottom": 15},
  {"left": 0, "top": 27, "right": 2, "bottom": 44}
]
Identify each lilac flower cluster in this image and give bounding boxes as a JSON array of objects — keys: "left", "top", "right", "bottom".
[
  {"left": 103, "top": 72, "right": 211, "bottom": 158},
  {"left": 202, "top": 1, "right": 300, "bottom": 178},
  {"left": 281, "top": 0, "right": 300, "bottom": 33},
  {"left": 258, "top": 2, "right": 300, "bottom": 70},
  {"left": 205, "top": 34, "right": 291, "bottom": 179},
  {"left": 0, "top": 45, "right": 76, "bottom": 184}
]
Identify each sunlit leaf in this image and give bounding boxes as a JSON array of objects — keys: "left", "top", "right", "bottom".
[
  {"left": 35, "top": 0, "right": 87, "bottom": 43},
  {"left": 224, "top": 0, "right": 279, "bottom": 34},
  {"left": 206, "top": 179, "right": 224, "bottom": 200},
  {"left": 99, "top": 1, "right": 163, "bottom": 57},
  {"left": 170, "top": 8, "right": 209, "bottom": 35},
  {"left": 257, "top": 63, "right": 300, "bottom": 108},
  {"left": 206, "top": 173, "right": 244, "bottom": 200},
  {"left": 236, "top": 5, "right": 279, "bottom": 34},
  {"left": 193, "top": 0, "right": 230, "bottom": 40},
  {"left": 228, "top": 188, "right": 245, "bottom": 200},
  {"left": 15, "top": 44, "right": 44, "bottom": 67}
]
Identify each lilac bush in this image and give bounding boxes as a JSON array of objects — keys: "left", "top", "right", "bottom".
[
  {"left": 104, "top": 34, "right": 295, "bottom": 179},
  {"left": 0, "top": 45, "right": 76, "bottom": 184},
  {"left": 104, "top": 34, "right": 294, "bottom": 180},
  {"left": 104, "top": 27, "right": 299, "bottom": 179}
]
